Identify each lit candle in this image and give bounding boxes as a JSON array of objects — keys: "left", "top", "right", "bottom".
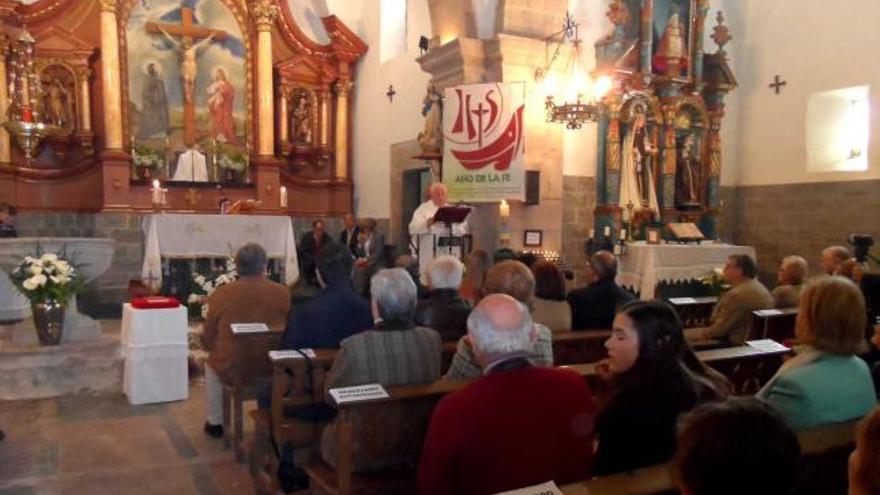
[
  {"left": 151, "top": 179, "right": 162, "bottom": 205},
  {"left": 620, "top": 228, "right": 627, "bottom": 239},
  {"left": 588, "top": 228, "right": 594, "bottom": 239},
  {"left": 280, "top": 186, "right": 288, "bottom": 208},
  {"left": 499, "top": 199, "right": 510, "bottom": 219},
  {"left": 603, "top": 226, "right": 611, "bottom": 237}
]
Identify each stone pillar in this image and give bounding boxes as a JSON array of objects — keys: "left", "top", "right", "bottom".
[
  {"left": 253, "top": 0, "right": 278, "bottom": 157},
  {"left": 99, "top": 0, "right": 123, "bottom": 150},
  {"left": 0, "top": 36, "right": 10, "bottom": 163},
  {"left": 278, "top": 87, "right": 289, "bottom": 144},
  {"left": 333, "top": 79, "right": 352, "bottom": 180},
  {"left": 76, "top": 68, "right": 92, "bottom": 132}
]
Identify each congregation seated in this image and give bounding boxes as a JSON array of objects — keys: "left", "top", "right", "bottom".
[
  {"left": 566, "top": 250, "right": 634, "bottom": 330},
  {"left": 459, "top": 249, "right": 490, "bottom": 305},
  {"left": 279, "top": 242, "right": 371, "bottom": 350},
  {"left": 820, "top": 245, "right": 851, "bottom": 275},
  {"left": 835, "top": 257, "right": 867, "bottom": 284},
  {"left": 758, "top": 276, "right": 877, "bottom": 430},
  {"left": 298, "top": 219, "right": 332, "bottom": 286},
  {"left": 445, "top": 260, "right": 553, "bottom": 379},
  {"left": 414, "top": 255, "right": 471, "bottom": 341},
  {"left": 321, "top": 267, "right": 442, "bottom": 471},
  {"left": 352, "top": 218, "right": 386, "bottom": 297},
  {"left": 672, "top": 397, "right": 801, "bottom": 495},
  {"left": 338, "top": 212, "right": 360, "bottom": 256},
  {"left": 685, "top": 254, "right": 773, "bottom": 345},
  {"left": 203, "top": 243, "right": 290, "bottom": 437},
  {"left": 850, "top": 406, "right": 880, "bottom": 495},
  {"left": 773, "top": 255, "right": 807, "bottom": 308},
  {"left": 418, "top": 294, "right": 596, "bottom": 495},
  {"left": 592, "top": 300, "right": 728, "bottom": 475},
  {"left": 531, "top": 260, "right": 571, "bottom": 332}
]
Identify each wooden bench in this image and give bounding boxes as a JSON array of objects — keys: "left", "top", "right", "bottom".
[
  {"left": 224, "top": 329, "right": 283, "bottom": 462},
  {"left": 552, "top": 330, "right": 613, "bottom": 366},
  {"left": 748, "top": 307, "right": 798, "bottom": 342},
  {"left": 668, "top": 296, "right": 718, "bottom": 328}
]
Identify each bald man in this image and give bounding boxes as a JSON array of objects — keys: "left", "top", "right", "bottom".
[
  {"left": 408, "top": 182, "right": 469, "bottom": 281},
  {"left": 418, "top": 294, "right": 596, "bottom": 495},
  {"left": 567, "top": 250, "right": 635, "bottom": 330},
  {"left": 820, "top": 245, "right": 850, "bottom": 275}
]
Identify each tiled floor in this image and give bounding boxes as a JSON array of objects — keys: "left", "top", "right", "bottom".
[{"left": 0, "top": 382, "right": 259, "bottom": 495}]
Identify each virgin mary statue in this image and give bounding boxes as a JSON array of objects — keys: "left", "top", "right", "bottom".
[{"left": 619, "top": 108, "right": 660, "bottom": 219}]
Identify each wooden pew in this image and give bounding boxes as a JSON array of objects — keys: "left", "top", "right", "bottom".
[
  {"left": 224, "top": 329, "right": 283, "bottom": 462},
  {"left": 668, "top": 296, "right": 718, "bottom": 328},
  {"left": 552, "top": 330, "right": 612, "bottom": 366},
  {"left": 748, "top": 308, "right": 798, "bottom": 342},
  {"left": 296, "top": 343, "right": 791, "bottom": 495}
]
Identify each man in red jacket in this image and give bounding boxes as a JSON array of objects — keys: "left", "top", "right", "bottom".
[{"left": 418, "top": 294, "right": 596, "bottom": 495}]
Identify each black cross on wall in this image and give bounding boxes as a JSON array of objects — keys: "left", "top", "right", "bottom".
[
  {"left": 769, "top": 75, "right": 787, "bottom": 94},
  {"left": 386, "top": 85, "right": 396, "bottom": 102}
]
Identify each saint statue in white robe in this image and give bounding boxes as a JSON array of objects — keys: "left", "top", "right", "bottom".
[{"left": 619, "top": 109, "right": 660, "bottom": 219}]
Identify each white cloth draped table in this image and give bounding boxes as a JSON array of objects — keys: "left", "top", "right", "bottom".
[
  {"left": 121, "top": 303, "right": 189, "bottom": 405},
  {"left": 617, "top": 241, "right": 757, "bottom": 299},
  {"left": 141, "top": 214, "right": 299, "bottom": 288}
]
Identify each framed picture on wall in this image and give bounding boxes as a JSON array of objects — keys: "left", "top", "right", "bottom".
[{"left": 524, "top": 230, "right": 543, "bottom": 247}]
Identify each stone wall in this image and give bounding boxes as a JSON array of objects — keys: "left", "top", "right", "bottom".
[
  {"left": 562, "top": 176, "right": 597, "bottom": 287},
  {"left": 720, "top": 180, "right": 880, "bottom": 285},
  {"left": 14, "top": 212, "right": 388, "bottom": 316}
]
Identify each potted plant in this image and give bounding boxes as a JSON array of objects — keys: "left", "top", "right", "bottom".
[
  {"left": 132, "top": 143, "right": 164, "bottom": 180},
  {"left": 8, "top": 250, "right": 84, "bottom": 345}
]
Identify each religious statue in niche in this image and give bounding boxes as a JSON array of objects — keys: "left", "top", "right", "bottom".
[
  {"left": 127, "top": 0, "right": 247, "bottom": 154},
  {"left": 619, "top": 103, "right": 660, "bottom": 219},
  {"left": 39, "top": 66, "right": 76, "bottom": 131},
  {"left": 139, "top": 62, "right": 171, "bottom": 139},
  {"left": 652, "top": 0, "right": 692, "bottom": 78},
  {"left": 206, "top": 67, "right": 236, "bottom": 143},
  {"left": 675, "top": 133, "right": 702, "bottom": 209},
  {"left": 292, "top": 91, "right": 313, "bottom": 145},
  {"left": 417, "top": 81, "right": 442, "bottom": 157}
]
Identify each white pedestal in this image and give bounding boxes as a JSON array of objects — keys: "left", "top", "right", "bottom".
[{"left": 122, "top": 304, "right": 189, "bottom": 405}]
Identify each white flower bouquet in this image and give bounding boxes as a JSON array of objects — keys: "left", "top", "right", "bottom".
[
  {"left": 188, "top": 256, "right": 238, "bottom": 319},
  {"left": 132, "top": 144, "right": 164, "bottom": 170},
  {"left": 217, "top": 153, "right": 246, "bottom": 172},
  {"left": 699, "top": 267, "right": 729, "bottom": 296},
  {"left": 8, "top": 251, "right": 84, "bottom": 306}
]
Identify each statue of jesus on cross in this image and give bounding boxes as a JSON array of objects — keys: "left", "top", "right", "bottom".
[{"left": 146, "top": 7, "right": 228, "bottom": 146}]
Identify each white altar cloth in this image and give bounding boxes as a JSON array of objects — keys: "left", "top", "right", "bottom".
[
  {"left": 617, "top": 241, "right": 757, "bottom": 299},
  {"left": 122, "top": 303, "right": 188, "bottom": 404},
  {"left": 142, "top": 214, "right": 299, "bottom": 288}
]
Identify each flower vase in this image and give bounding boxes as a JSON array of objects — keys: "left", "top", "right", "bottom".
[{"left": 31, "top": 298, "right": 65, "bottom": 345}]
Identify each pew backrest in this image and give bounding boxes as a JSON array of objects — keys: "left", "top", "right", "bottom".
[
  {"left": 552, "top": 330, "right": 612, "bottom": 366},
  {"left": 748, "top": 308, "right": 798, "bottom": 342},
  {"left": 668, "top": 296, "right": 718, "bottom": 328}
]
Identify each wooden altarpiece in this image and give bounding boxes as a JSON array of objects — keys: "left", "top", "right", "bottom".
[
  {"left": 592, "top": 0, "right": 737, "bottom": 242},
  {"left": 0, "top": 0, "right": 365, "bottom": 217}
]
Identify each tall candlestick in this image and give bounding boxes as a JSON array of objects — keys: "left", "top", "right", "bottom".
[
  {"left": 620, "top": 228, "right": 627, "bottom": 239},
  {"left": 588, "top": 228, "right": 594, "bottom": 239},
  {"left": 280, "top": 186, "right": 288, "bottom": 208},
  {"left": 151, "top": 179, "right": 162, "bottom": 205},
  {"left": 499, "top": 199, "right": 510, "bottom": 219},
  {"left": 603, "top": 226, "right": 611, "bottom": 237}
]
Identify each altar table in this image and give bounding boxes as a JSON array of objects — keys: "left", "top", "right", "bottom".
[
  {"left": 142, "top": 214, "right": 299, "bottom": 288},
  {"left": 617, "top": 241, "right": 757, "bottom": 299}
]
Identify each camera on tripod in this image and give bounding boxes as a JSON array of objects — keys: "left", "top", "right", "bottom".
[{"left": 848, "top": 234, "right": 876, "bottom": 263}]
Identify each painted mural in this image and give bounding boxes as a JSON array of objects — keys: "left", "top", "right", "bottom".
[{"left": 126, "top": 0, "right": 246, "bottom": 149}]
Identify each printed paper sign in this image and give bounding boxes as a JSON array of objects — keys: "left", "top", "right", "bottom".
[
  {"left": 754, "top": 309, "right": 784, "bottom": 316},
  {"left": 268, "top": 349, "right": 317, "bottom": 361},
  {"left": 669, "top": 297, "right": 697, "bottom": 304},
  {"left": 230, "top": 323, "right": 269, "bottom": 334},
  {"left": 328, "top": 384, "right": 390, "bottom": 405},
  {"left": 747, "top": 339, "right": 790, "bottom": 353},
  {"left": 443, "top": 83, "right": 526, "bottom": 202},
  {"left": 493, "top": 481, "right": 564, "bottom": 495}
]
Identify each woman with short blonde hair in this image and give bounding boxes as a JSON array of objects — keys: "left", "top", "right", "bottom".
[{"left": 759, "top": 276, "right": 877, "bottom": 429}]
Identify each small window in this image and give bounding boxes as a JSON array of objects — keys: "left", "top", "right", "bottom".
[
  {"left": 806, "top": 85, "right": 870, "bottom": 172},
  {"left": 380, "top": 0, "right": 407, "bottom": 64}
]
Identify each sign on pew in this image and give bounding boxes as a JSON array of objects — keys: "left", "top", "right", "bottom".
[
  {"left": 268, "top": 348, "right": 317, "bottom": 360},
  {"left": 230, "top": 322, "right": 270, "bottom": 334},
  {"left": 328, "top": 383, "right": 390, "bottom": 405},
  {"left": 494, "top": 480, "right": 563, "bottom": 495}
]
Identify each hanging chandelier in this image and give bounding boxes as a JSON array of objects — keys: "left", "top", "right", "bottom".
[{"left": 535, "top": 12, "right": 612, "bottom": 130}]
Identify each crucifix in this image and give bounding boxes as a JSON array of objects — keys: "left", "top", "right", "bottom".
[
  {"left": 471, "top": 102, "right": 490, "bottom": 148},
  {"left": 184, "top": 188, "right": 202, "bottom": 206},
  {"left": 769, "top": 75, "right": 787, "bottom": 94},
  {"left": 386, "top": 85, "right": 396, "bottom": 102},
  {"left": 146, "top": 8, "right": 229, "bottom": 146}
]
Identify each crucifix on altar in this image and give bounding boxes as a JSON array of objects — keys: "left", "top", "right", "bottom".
[{"left": 146, "top": 8, "right": 228, "bottom": 147}]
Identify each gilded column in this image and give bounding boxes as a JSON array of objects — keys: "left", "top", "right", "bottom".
[
  {"left": 99, "top": 0, "right": 123, "bottom": 150},
  {"left": 333, "top": 78, "right": 353, "bottom": 180},
  {"left": 603, "top": 99, "right": 621, "bottom": 206},
  {"left": 0, "top": 36, "right": 10, "bottom": 162},
  {"left": 318, "top": 88, "right": 331, "bottom": 148},
  {"left": 278, "top": 86, "right": 289, "bottom": 144},
  {"left": 253, "top": 0, "right": 278, "bottom": 156},
  {"left": 76, "top": 67, "right": 92, "bottom": 132},
  {"left": 661, "top": 106, "right": 677, "bottom": 211}
]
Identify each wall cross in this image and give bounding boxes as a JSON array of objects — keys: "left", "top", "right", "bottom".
[
  {"left": 386, "top": 85, "right": 396, "bottom": 102},
  {"left": 769, "top": 75, "right": 787, "bottom": 94}
]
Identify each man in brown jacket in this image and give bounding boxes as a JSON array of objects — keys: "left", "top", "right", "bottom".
[
  {"left": 203, "top": 243, "right": 290, "bottom": 437},
  {"left": 685, "top": 254, "right": 773, "bottom": 346}
]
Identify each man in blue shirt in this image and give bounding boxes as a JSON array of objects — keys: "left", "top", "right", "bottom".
[{"left": 280, "top": 241, "right": 372, "bottom": 349}]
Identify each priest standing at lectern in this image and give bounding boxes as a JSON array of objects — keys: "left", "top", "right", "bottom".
[{"left": 409, "top": 182, "right": 469, "bottom": 281}]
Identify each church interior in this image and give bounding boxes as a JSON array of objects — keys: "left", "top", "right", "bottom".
[{"left": 1, "top": 0, "right": 879, "bottom": 494}]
